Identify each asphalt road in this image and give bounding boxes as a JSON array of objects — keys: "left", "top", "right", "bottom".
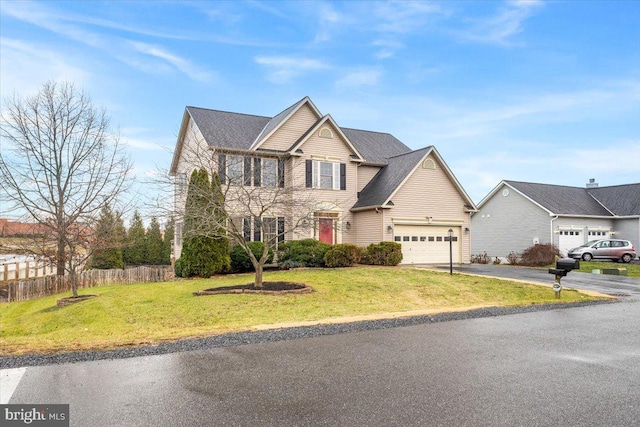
[
  {"left": 430, "top": 263, "right": 640, "bottom": 300},
  {"left": 3, "top": 266, "right": 639, "bottom": 426}
]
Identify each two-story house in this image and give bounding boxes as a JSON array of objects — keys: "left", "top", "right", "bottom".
[{"left": 170, "top": 97, "right": 477, "bottom": 264}]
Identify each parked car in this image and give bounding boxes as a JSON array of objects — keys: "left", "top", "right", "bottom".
[{"left": 567, "top": 239, "right": 637, "bottom": 263}]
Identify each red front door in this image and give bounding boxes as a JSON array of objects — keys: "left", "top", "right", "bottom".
[{"left": 319, "top": 218, "right": 334, "bottom": 244}]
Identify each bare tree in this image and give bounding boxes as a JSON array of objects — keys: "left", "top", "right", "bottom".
[
  {"left": 166, "top": 127, "right": 344, "bottom": 288},
  {"left": 0, "top": 81, "right": 132, "bottom": 297}
]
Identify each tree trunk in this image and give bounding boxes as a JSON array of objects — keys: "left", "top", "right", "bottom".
[
  {"left": 254, "top": 264, "right": 263, "bottom": 288},
  {"left": 57, "top": 234, "right": 66, "bottom": 276},
  {"left": 70, "top": 269, "right": 78, "bottom": 298}
]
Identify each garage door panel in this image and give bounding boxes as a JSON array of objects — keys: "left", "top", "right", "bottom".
[
  {"left": 558, "top": 230, "right": 584, "bottom": 257},
  {"left": 394, "top": 225, "right": 460, "bottom": 264}
]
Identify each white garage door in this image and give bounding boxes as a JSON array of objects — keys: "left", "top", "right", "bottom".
[
  {"left": 394, "top": 225, "right": 461, "bottom": 264},
  {"left": 558, "top": 230, "right": 584, "bottom": 256},
  {"left": 587, "top": 230, "right": 610, "bottom": 241}
]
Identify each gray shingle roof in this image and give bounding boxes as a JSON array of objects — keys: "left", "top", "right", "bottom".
[
  {"left": 186, "top": 107, "right": 269, "bottom": 150},
  {"left": 587, "top": 183, "right": 640, "bottom": 216},
  {"left": 342, "top": 128, "right": 411, "bottom": 164},
  {"left": 353, "top": 147, "right": 432, "bottom": 209},
  {"left": 504, "top": 181, "right": 640, "bottom": 217},
  {"left": 186, "top": 102, "right": 412, "bottom": 164}
]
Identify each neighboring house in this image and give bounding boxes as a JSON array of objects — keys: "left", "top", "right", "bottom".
[
  {"left": 169, "top": 96, "right": 477, "bottom": 264},
  {"left": 0, "top": 219, "right": 45, "bottom": 237},
  {"left": 471, "top": 180, "right": 640, "bottom": 258}
]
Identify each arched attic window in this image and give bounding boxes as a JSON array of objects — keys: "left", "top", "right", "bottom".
[
  {"left": 319, "top": 127, "right": 333, "bottom": 139},
  {"left": 422, "top": 158, "right": 436, "bottom": 170}
]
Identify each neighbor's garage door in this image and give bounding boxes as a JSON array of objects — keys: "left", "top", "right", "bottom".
[
  {"left": 394, "top": 225, "right": 460, "bottom": 264},
  {"left": 558, "top": 230, "right": 584, "bottom": 256}
]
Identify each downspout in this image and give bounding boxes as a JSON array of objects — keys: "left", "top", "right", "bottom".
[{"left": 550, "top": 215, "right": 559, "bottom": 248}]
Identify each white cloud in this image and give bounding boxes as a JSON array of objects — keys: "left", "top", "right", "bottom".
[
  {"left": 0, "top": 37, "right": 90, "bottom": 96},
  {"left": 373, "top": 1, "right": 448, "bottom": 34},
  {"left": 2, "top": 1, "right": 214, "bottom": 83},
  {"left": 254, "top": 56, "right": 330, "bottom": 84},
  {"left": 129, "top": 42, "right": 213, "bottom": 83},
  {"left": 336, "top": 68, "right": 383, "bottom": 88},
  {"left": 372, "top": 39, "right": 404, "bottom": 60},
  {"left": 455, "top": 0, "right": 544, "bottom": 46},
  {"left": 313, "top": 2, "right": 346, "bottom": 42},
  {"left": 455, "top": 140, "right": 640, "bottom": 203}
]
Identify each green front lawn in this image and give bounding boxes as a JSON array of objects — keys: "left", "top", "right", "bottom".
[
  {"left": 571, "top": 261, "right": 640, "bottom": 278},
  {"left": 0, "top": 266, "right": 602, "bottom": 355}
]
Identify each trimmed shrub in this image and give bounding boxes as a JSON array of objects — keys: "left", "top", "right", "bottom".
[
  {"left": 520, "top": 243, "right": 560, "bottom": 267},
  {"left": 361, "top": 242, "right": 403, "bottom": 266},
  {"left": 324, "top": 244, "right": 362, "bottom": 268},
  {"left": 174, "top": 257, "right": 186, "bottom": 278},
  {"left": 230, "top": 242, "right": 273, "bottom": 273},
  {"left": 277, "top": 239, "right": 331, "bottom": 268},
  {"left": 471, "top": 252, "right": 491, "bottom": 264}
]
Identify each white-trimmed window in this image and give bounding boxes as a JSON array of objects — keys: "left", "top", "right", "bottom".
[
  {"left": 313, "top": 160, "right": 340, "bottom": 190},
  {"left": 227, "top": 155, "right": 244, "bottom": 183},
  {"left": 262, "top": 158, "right": 278, "bottom": 187}
]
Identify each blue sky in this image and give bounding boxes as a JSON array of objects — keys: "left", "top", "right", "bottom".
[{"left": 1, "top": 0, "right": 639, "bottom": 218}]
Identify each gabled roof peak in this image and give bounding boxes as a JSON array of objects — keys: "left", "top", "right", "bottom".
[{"left": 250, "top": 97, "right": 322, "bottom": 150}]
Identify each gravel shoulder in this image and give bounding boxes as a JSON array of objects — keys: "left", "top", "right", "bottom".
[{"left": 0, "top": 299, "right": 616, "bottom": 369}]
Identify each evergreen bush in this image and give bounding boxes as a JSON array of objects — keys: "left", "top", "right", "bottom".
[
  {"left": 361, "top": 242, "right": 403, "bottom": 266},
  {"left": 178, "top": 169, "right": 230, "bottom": 277},
  {"left": 324, "top": 244, "right": 362, "bottom": 268},
  {"left": 277, "top": 239, "right": 331, "bottom": 268},
  {"left": 230, "top": 242, "right": 274, "bottom": 273}
]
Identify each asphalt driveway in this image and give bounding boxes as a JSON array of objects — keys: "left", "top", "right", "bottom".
[{"left": 428, "top": 264, "right": 640, "bottom": 300}]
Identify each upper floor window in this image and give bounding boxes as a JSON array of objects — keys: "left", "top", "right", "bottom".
[
  {"left": 227, "top": 155, "right": 244, "bottom": 184},
  {"left": 262, "top": 158, "right": 278, "bottom": 187},
  {"left": 219, "top": 154, "right": 284, "bottom": 187},
  {"left": 306, "top": 160, "right": 346, "bottom": 190}
]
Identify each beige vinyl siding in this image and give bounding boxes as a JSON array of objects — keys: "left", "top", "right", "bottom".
[
  {"left": 289, "top": 121, "right": 358, "bottom": 245},
  {"left": 382, "top": 154, "right": 472, "bottom": 263},
  {"left": 260, "top": 104, "right": 320, "bottom": 151},
  {"left": 357, "top": 165, "right": 382, "bottom": 192},
  {"left": 353, "top": 209, "right": 383, "bottom": 246}
]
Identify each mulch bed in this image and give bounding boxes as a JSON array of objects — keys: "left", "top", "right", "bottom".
[
  {"left": 56, "top": 294, "right": 99, "bottom": 307},
  {"left": 194, "top": 281, "right": 312, "bottom": 296}
]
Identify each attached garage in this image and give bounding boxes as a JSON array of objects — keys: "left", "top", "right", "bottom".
[
  {"left": 558, "top": 230, "right": 584, "bottom": 256},
  {"left": 394, "top": 225, "right": 461, "bottom": 264}
]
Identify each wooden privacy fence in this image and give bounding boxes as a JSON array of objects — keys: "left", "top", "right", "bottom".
[{"left": 4, "top": 266, "right": 174, "bottom": 302}]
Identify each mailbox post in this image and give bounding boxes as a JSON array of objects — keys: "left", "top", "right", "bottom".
[{"left": 548, "top": 258, "right": 580, "bottom": 299}]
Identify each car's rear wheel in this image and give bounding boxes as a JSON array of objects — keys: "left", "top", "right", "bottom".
[
  {"left": 621, "top": 254, "right": 633, "bottom": 263},
  {"left": 582, "top": 253, "right": 593, "bottom": 261}
]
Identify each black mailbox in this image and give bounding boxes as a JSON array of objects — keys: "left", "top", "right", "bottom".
[
  {"left": 556, "top": 258, "right": 580, "bottom": 271},
  {"left": 548, "top": 268, "right": 568, "bottom": 276}
]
